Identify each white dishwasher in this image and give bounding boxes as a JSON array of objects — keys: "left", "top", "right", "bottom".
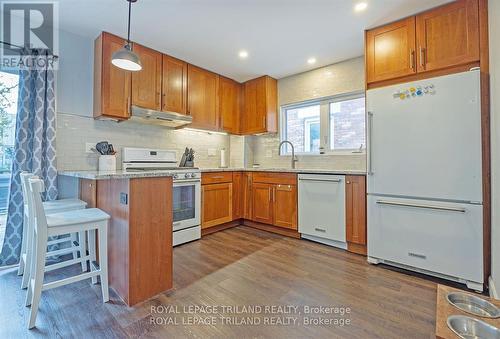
[{"left": 298, "top": 174, "right": 347, "bottom": 249}]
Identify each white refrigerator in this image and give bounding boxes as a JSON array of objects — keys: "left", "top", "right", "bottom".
[{"left": 366, "top": 70, "right": 484, "bottom": 291}]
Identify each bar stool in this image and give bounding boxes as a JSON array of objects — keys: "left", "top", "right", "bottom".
[
  {"left": 26, "top": 177, "right": 110, "bottom": 329},
  {"left": 18, "top": 172, "right": 87, "bottom": 290}
]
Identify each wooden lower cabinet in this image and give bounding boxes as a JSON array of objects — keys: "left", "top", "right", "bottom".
[
  {"left": 232, "top": 172, "right": 243, "bottom": 219},
  {"left": 273, "top": 184, "right": 297, "bottom": 230},
  {"left": 201, "top": 182, "right": 233, "bottom": 228},
  {"left": 251, "top": 182, "right": 274, "bottom": 225},
  {"left": 243, "top": 172, "right": 253, "bottom": 219},
  {"left": 345, "top": 175, "right": 367, "bottom": 255}
]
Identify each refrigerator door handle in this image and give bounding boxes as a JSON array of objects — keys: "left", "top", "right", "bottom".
[
  {"left": 367, "top": 111, "right": 374, "bottom": 175},
  {"left": 376, "top": 200, "right": 466, "bottom": 213}
]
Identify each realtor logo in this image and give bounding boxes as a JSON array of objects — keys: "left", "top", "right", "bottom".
[{"left": 1, "top": 1, "right": 59, "bottom": 69}]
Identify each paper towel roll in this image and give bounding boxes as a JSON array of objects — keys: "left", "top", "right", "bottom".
[{"left": 220, "top": 149, "right": 227, "bottom": 168}]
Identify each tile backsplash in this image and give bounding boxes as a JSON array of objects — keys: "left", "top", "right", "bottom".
[
  {"left": 56, "top": 113, "right": 230, "bottom": 170},
  {"left": 246, "top": 134, "right": 366, "bottom": 171}
]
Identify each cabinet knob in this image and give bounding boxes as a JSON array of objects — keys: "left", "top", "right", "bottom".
[{"left": 346, "top": 181, "right": 351, "bottom": 184}]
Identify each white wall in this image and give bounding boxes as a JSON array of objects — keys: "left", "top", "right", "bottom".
[
  {"left": 247, "top": 57, "right": 366, "bottom": 171},
  {"left": 489, "top": 0, "right": 500, "bottom": 298}
]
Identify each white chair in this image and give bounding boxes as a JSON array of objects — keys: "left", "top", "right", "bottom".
[
  {"left": 18, "top": 172, "right": 87, "bottom": 290},
  {"left": 25, "top": 177, "right": 110, "bottom": 329}
]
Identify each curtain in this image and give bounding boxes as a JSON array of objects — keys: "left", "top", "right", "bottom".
[{"left": 0, "top": 50, "right": 58, "bottom": 266}]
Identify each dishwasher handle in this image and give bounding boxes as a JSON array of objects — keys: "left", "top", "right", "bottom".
[{"left": 299, "top": 178, "right": 342, "bottom": 183}]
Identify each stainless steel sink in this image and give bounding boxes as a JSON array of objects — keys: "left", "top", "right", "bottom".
[
  {"left": 447, "top": 315, "right": 500, "bottom": 339},
  {"left": 447, "top": 292, "right": 500, "bottom": 318}
]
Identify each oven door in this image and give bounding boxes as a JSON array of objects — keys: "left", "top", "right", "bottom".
[{"left": 172, "top": 179, "right": 201, "bottom": 231}]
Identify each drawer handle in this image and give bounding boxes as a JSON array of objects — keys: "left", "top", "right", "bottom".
[
  {"left": 314, "top": 228, "right": 326, "bottom": 233},
  {"left": 376, "top": 200, "right": 466, "bottom": 213},
  {"left": 211, "top": 176, "right": 225, "bottom": 179},
  {"left": 299, "top": 178, "right": 342, "bottom": 183}
]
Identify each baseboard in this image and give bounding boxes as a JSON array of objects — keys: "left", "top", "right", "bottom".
[
  {"left": 489, "top": 276, "right": 499, "bottom": 299},
  {"left": 347, "top": 242, "right": 367, "bottom": 256},
  {"left": 242, "top": 220, "right": 301, "bottom": 239},
  {"left": 201, "top": 220, "right": 240, "bottom": 236}
]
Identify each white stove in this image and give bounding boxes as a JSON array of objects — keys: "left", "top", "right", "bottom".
[{"left": 122, "top": 147, "right": 201, "bottom": 246}]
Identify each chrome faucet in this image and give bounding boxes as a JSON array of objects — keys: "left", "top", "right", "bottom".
[{"left": 279, "top": 140, "right": 298, "bottom": 169}]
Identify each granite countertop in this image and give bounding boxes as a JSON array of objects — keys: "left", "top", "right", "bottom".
[
  {"left": 58, "top": 170, "right": 175, "bottom": 180},
  {"left": 58, "top": 167, "right": 366, "bottom": 180},
  {"left": 199, "top": 168, "right": 367, "bottom": 175}
]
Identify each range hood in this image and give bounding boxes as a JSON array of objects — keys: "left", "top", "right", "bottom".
[{"left": 130, "top": 105, "right": 192, "bottom": 128}]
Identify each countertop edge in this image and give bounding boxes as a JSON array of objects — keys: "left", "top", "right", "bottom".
[{"left": 199, "top": 168, "right": 367, "bottom": 175}]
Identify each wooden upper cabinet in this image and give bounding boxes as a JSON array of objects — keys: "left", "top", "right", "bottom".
[
  {"left": 187, "top": 65, "right": 219, "bottom": 130},
  {"left": 273, "top": 184, "right": 297, "bottom": 230},
  {"left": 416, "top": 0, "right": 479, "bottom": 73},
  {"left": 94, "top": 32, "right": 131, "bottom": 120},
  {"left": 241, "top": 76, "right": 277, "bottom": 135},
  {"left": 346, "top": 175, "right": 367, "bottom": 255},
  {"left": 366, "top": 17, "right": 416, "bottom": 83},
  {"left": 132, "top": 44, "right": 162, "bottom": 111},
  {"left": 251, "top": 182, "right": 273, "bottom": 225},
  {"left": 219, "top": 76, "right": 241, "bottom": 134},
  {"left": 162, "top": 55, "right": 187, "bottom": 114},
  {"left": 201, "top": 182, "right": 233, "bottom": 228},
  {"left": 365, "top": 0, "right": 481, "bottom": 86}
]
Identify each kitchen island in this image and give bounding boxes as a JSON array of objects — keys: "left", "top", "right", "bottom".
[{"left": 59, "top": 170, "right": 174, "bottom": 306}]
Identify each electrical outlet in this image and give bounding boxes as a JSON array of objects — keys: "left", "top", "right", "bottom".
[
  {"left": 120, "top": 193, "right": 128, "bottom": 205},
  {"left": 265, "top": 149, "right": 273, "bottom": 158},
  {"left": 208, "top": 148, "right": 216, "bottom": 157},
  {"left": 85, "top": 142, "right": 95, "bottom": 154}
]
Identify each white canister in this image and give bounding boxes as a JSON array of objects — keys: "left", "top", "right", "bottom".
[
  {"left": 98, "top": 155, "right": 116, "bottom": 171},
  {"left": 220, "top": 148, "right": 227, "bottom": 168}
]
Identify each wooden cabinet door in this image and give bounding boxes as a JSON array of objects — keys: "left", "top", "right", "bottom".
[
  {"left": 132, "top": 44, "right": 162, "bottom": 110},
  {"left": 201, "top": 183, "right": 232, "bottom": 228},
  {"left": 242, "top": 77, "right": 266, "bottom": 133},
  {"left": 346, "top": 175, "right": 367, "bottom": 247},
  {"left": 187, "top": 65, "right": 219, "bottom": 130},
  {"left": 273, "top": 184, "right": 297, "bottom": 230},
  {"left": 232, "top": 172, "right": 243, "bottom": 219},
  {"left": 366, "top": 17, "right": 416, "bottom": 83},
  {"left": 416, "top": 0, "right": 479, "bottom": 73},
  {"left": 94, "top": 32, "right": 131, "bottom": 119},
  {"left": 219, "top": 76, "right": 241, "bottom": 133},
  {"left": 251, "top": 182, "right": 273, "bottom": 225},
  {"left": 162, "top": 54, "right": 187, "bottom": 114}
]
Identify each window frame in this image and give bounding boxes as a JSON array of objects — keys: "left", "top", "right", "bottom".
[{"left": 280, "top": 90, "right": 366, "bottom": 156}]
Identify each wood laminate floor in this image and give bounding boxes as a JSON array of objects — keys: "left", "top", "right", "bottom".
[{"left": 0, "top": 226, "right": 441, "bottom": 338}]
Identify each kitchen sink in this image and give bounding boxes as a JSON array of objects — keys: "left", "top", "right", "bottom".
[
  {"left": 447, "top": 315, "right": 500, "bottom": 339},
  {"left": 447, "top": 292, "right": 500, "bottom": 318}
]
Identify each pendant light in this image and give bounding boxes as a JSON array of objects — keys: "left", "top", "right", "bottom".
[{"left": 111, "top": 0, "right": 142, "bottom": 71}]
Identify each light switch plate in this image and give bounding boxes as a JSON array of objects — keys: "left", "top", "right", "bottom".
[{"left": 265, "top": 149, "right": 273, "bottom": 158}]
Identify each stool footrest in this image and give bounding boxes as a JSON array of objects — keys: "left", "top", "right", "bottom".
[
  {"left": 45, "top": 247, "right": 77, "bottom": 258},
  {"left": 45, "top": 255, "right": 91, "bottom": 272},
  {"left": 42, "top": 270, "right": 101, "bottom": 291}
]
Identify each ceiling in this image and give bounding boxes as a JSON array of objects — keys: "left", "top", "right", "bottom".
[{"left": 56, "top": 0, "right": 452, "bottom": 82}]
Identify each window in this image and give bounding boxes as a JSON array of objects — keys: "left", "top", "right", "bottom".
[
  {"left": 330, "top": 96, "right": 365, "bottom": 151},
  {"left": 0, "top": 71, "right": 19, "bottom": 248},
  {"left": 282, "top": 103, "right": 320, "bottom": 153},
  {"left": 280, "top": 92, "right": 365, "bottom": 154}
]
